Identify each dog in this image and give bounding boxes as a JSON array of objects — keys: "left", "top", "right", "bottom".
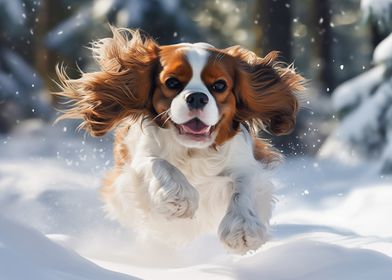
[{"left": 56, "top": 27, "right": 304, "bottom": 254}]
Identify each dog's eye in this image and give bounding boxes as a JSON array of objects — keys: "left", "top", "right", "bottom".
[
  {"left": 211, "top": 80, "right": 227, "bottom": 93},
  {"left": 165, "top": 77, "right": 182, "bottom": 90}
]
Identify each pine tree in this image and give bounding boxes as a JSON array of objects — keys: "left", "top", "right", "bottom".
[
  {"left": 319, "top": 0, "right": 392, "bottom": 173},
  {"left": 0, "top": 0, "right": 51, "bottom": 133}
]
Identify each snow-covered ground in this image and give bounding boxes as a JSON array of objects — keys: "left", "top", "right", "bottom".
[{"left": 1, "top": 120, "right": 392, "bottom": 280}]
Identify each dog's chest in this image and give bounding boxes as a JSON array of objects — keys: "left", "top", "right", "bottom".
[{"left": 167, "top": 148, "right": 233, "bottom": 191}]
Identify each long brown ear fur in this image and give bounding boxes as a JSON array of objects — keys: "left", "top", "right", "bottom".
[
  {"left": 54, "top": 27, "right": 159, "bottom": 136},
  {"left": 225, "top": 46, "right": 305, "bottom": 136}
]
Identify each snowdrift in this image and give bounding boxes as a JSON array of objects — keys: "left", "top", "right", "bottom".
[{"left": 1, "top": 122, "right": 392, "bottom": 279}]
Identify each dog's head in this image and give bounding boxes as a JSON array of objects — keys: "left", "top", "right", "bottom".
[{"left": 57, "top": 27, "right": 304, "bottom": 148}]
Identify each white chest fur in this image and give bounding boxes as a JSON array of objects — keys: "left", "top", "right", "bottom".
[{"left": 105, "top": 122, "right": 273, "bottom": 248}]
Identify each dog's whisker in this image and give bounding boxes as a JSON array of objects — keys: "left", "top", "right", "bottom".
[
  {"left": 162, "top": 115, "right": 172, "bottom": 126},
  {"left": 152, "top": 109, "right": 170, "bottom": 122},
  {"left": 160, "top": 110, "right": 172, "bottom": 126},
  {"left": 141, "top": 109, "right": 171, "bottom": 128}
]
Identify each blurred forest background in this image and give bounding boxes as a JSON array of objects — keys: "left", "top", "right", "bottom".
[{"left": 1, "top": 0, "right": 392, "bottom": 171}]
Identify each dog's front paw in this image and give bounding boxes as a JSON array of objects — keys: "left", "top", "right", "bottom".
[
  {"left": 218, "top": 209, "right": 267, "bottom": 254},
  {"left": 150, "top": 159, "right": 199, "bottom": 219},
  {"left": 152, "top": 180, "right": 199, "bottom": 219}
]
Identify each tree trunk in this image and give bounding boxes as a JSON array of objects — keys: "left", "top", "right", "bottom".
[
  {"left": 370, "top": 23, "right": 384, "bottom": 49},
  {"left": 255, "top": 0, "right": 292, "bottom": 62},
  {"left": 34, "top": 0, "right": 68, "bottom": 99},
  {"left": 310, "top": 0, "right": 334, "bottom": 93}
]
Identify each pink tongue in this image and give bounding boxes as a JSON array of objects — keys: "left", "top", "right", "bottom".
[{"left": 181, "top": 119, "right": 210, "bottom": 135}]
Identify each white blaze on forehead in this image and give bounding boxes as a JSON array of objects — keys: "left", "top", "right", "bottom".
[
  {"left": 184, "top": 46, "right": 210, "bottom": 91},
  {"left": 171, "top": 43, "right": 214, "bottom": 89},
  {"left": 172, "top": 42, "right": 213, "bottom": 90}
]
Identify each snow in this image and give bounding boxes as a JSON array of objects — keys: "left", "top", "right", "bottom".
[
  {"left": 321, "top": 1, "right": 392, "bottom": 174},
  {"left": 1, "top": 0, "right": 26, "bottom": 25},
  {"left": 0, "top": 216, "right": 133, "bottom": 280},
  {"left": 160, "top": 0, "right": 179, "bottom": 13},
  {"left": 320, "top": 72, "right": 392, "bottom": 170},
  {"left": 92, "top": 0, "right": 116, "bottom": 18},
  {"left": 45, "top": 6, "right": 91, "bottom": 50},
  {"left": 0, "top": 48, "right": 43, "bottom": 101},
  {"left": 361, "top": 0, "right": 392, "bottom": 32},
  {"left": 330, "top": 64, "right": 386, "bottom": 114},
  {"left": 1, "top": 121, "right": 392, "bottom": 279},
  {"left": 374, "top": 33, "right": 392, "bottom": 64}
]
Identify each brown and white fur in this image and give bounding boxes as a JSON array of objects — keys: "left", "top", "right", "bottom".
[{"left": 56, "top": 27, "right": 304, "bottom": 254}]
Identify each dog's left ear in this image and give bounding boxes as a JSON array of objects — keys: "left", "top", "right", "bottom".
[
  {"left": 56, "top": 27, "right": 159, "bottom": 136},
  {"left": 225, "top": 46, "right": 305, "bottom": 135}
]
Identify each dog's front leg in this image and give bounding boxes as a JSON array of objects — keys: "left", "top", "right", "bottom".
[
  {"left": 218, "top": 173, "right": 268, "bottom": 254},
  {"left": 139, "top": 158, "right": 199, "bottom": 219}
]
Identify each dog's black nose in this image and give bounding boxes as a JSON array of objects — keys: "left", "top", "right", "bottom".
[{"left": 186, "top": 92, "right": 209, "bottom": 110}]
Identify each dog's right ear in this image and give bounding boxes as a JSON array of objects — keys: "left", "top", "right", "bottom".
[{"left": 55, "top": 27, "right": 159, "bottom": 136}]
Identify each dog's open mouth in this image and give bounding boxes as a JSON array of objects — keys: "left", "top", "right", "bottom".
[{"left": 175, "top": 118, "right": 213, "bottom": 138}]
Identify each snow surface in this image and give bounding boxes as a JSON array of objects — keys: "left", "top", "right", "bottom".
[{"left": 1, "top": 121, "right": 392, "bottom": 279}]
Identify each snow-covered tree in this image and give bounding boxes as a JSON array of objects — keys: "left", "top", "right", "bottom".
[
  {"left": 0, "top": 0, "right": 51, "bottom": 133},
  {"left": 45, "top": 0, "right": 204, "bottom": 69},
  {"left": 319, "top": 0, "right": 392, "bottom": 173}
]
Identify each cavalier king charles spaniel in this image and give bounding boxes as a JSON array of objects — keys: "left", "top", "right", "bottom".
[{"left": 56, "top": 27, "right": 304, "bottom": 254}]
